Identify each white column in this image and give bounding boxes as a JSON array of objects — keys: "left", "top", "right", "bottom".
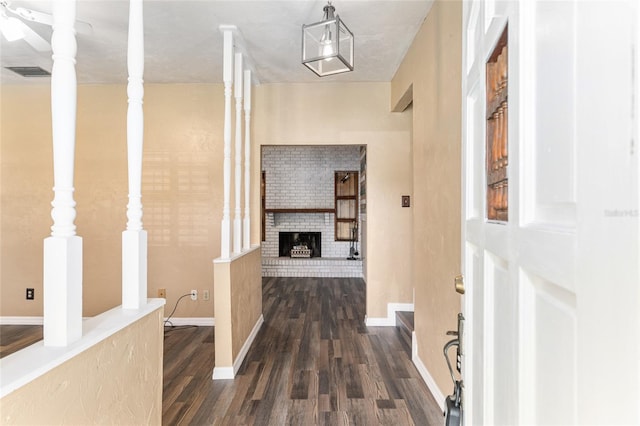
[
  {"left": 243, "top": 69, "right": 252, "bottom": 250},
  {"left": 122, "top": 0, "right": 147, "bottom": 309},
  {"left": 221, "top": 29, "right": 233, "bottom": 259},
  {"left": 44, "top": 0, "right": 82, "bottom": 346},
  {"left": 233, "top": 52, "right": 243, "bottom": 254}
]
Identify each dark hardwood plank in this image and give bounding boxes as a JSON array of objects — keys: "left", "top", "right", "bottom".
[{"left": 0, "top": 325, "right": 43, "bottom": 358}]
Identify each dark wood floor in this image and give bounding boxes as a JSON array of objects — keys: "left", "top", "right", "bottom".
[
  {"left": 1, "top": 277, "right": 443, "bottom": 425},
  {"left": 163, "top": 277, "right": 442, "bottom": 425},
  {"left": 0, "top": 324, "right": 43, "bottom": 358}
]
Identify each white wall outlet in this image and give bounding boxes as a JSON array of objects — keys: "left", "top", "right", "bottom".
[
  {"left": 191, "top": 289, "right": 197, "bottom": 301},
  {"left": 203, "top": 290, "right": 210, "bottom": 301}
]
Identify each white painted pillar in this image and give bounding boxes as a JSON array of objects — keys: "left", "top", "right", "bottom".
[
  {"left": 44, "top": 0, "right": 82, "bottom": 347},
  {"left": 122, "top": 0, "right": 147, "bottom": 309},
  {"left": 233, "top": 52, "right": 243, "bottom": 254},
  {"left": 243, "top": 69, "right": 252, "bottom": 250},
  {"left": 221, "top": 29, "right": 234, "bottom": 259}
]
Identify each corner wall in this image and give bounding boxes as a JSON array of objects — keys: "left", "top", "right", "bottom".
[
  {"left": 213, "top": 246, "right": 262, "bottom": 377},
  {"left": 391, "top": 0, "right": 463, "bottom": 397}
]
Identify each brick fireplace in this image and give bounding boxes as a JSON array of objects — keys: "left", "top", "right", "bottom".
[
  {"left": 261, "top": 145, "right": 364, "bottom": 277},
  {"left": 279, "top": 232, "right": 321, "bottom": 257}
]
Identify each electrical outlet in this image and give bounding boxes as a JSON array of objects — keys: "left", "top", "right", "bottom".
[
  {"left": 203, "top": 290, "right": 210, "bottom": 301},
  {"left": 191, "top": 289, "right": 197, "bottom": 301},
  {"left": 26, "top": 288, "right": 34, "bottom": 300},
  {"left": 158, "top": 288, "right": 166, "bottom": 298}
]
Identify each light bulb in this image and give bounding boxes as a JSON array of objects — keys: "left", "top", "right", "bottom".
[
  {"left": 321, "top": 40, "right": 334, "bottom": 58},
  {"left": 320, "top": 26, "right": 334, "bottom": 60}
]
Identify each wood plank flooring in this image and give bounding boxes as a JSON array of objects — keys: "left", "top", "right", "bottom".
[
  {"left": 163, "top": 277, "right": 442, "bottom": 425},
  {"left": 0, "top": 277, "right": 443, "bottom": 425},
  {"left": 0, "top": 324, "right": 43, "bottom": 359}
]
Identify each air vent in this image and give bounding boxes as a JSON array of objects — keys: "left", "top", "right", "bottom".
[{"left": 5, "top": 66, "right": 51, "bottom": 77}]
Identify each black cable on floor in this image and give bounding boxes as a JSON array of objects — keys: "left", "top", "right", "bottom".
[{"left": 163, "top": 293, "right": 191, "bottom": 328}]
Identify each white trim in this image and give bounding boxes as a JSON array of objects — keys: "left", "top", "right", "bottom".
[
  {"left": 365, "top": 316, "right": 393, "bottom": 326},
  {"left": 163, "top": 317, "right": 215, "bottom": 327},
  {"left": 0, "top": 299, "right": 166, "bottom": 398},
  {"left": 0, "top": 317, "right": 44, "bottom": 325},
  {"left": 212, "top": 314, "right": 264, "bottom": 380},
  {"left": 1, "top": 315, "right": 215, "bottom": 327},
  {"left": 0, "top": 316, "right": 94, "bottom": 325},
  {"left": 232, "top": 314, "right": 264, "bottom": 374},
  {"left": 364, "top": 302, "right": 414, "bottom": 327},
  {"left": 412, "top": 331, "right": 446, "bottom": 413},
  {"left": 214, "top": 244, "right": 260, "bottom": 264},
  {"left": 212, "top": 367, "right": 234, "bottom": 380},
  {"left": 1, "top": 303, "right": 223, "bottom": 329}
]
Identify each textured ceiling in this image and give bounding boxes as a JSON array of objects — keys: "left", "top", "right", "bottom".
[{"left": 0, "top": 0, "right": 433, "bottom": 85}]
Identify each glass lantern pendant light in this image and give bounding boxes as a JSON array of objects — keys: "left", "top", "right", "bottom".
[{"left": 302, "top": 1, "right": 354, "bottom": 77}]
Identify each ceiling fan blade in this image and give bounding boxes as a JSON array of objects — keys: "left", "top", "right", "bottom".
[
  {"left": 14, "top": 6, "right": 51, "bottom": 25},
  {"left": 13, "top": 6, "right": 93, "bottom": 35},
  {"left": 20, "top": 21, "right": 50, "bottom": 52},
  {"left": 73, "top": 20, "right": 93, "bottom": 36}
]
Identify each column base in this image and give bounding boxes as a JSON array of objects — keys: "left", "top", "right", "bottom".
[
  {"left": 43, "top": 236, "right": 83, "bottom": 346},
  {"left": 122, "top": 230, "right": 148, "bottom": 309}
]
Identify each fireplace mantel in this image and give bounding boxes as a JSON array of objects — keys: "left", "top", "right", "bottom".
[
  {"left": 265, "top": 208, "right": 335, "bottom": 214},
  {"left": 264, "top": 208, "right": 335, "bottom": 228}
]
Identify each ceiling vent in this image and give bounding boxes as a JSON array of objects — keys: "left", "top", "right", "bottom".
[{"left": 5, "top": 66, "right": 51, "bottom": 77}]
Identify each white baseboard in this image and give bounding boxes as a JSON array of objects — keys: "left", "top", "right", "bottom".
[
  {"left": 163, "top": 317, "right": 215, "bottom": 326},
  {"left": 232, "top": 314, "right": 264, "bottom": 375},
  {"left": 0, "top": 316, "right": 44, "bottom": 325},
  {"left": 212, "top": 367, "right": 234, "bottom": 380},
  {"left": 212, "top": 314, "right": 264, "bottom": 381},
  {"left": 412, "top": 331, "right": 446, "bottom": 413},
  {"left": 364, "top": 316, "right": 392, "bottom": 326},
  {"left": 1, "top": 316, "right": 216, "bottom": 327},
  {"left": 365, "top": 302, "right": 414, "bottom": 327}
]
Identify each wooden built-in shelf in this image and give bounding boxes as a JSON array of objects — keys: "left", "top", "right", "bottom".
[
  {"left": 335, "top": 171, "right": 359, "bottom": 241},
  {"left": 264, "top": 208, "right": 335, "bottom": 214},
  {"left": 486, "top": 25, "right": 509, "bottom": 222}
]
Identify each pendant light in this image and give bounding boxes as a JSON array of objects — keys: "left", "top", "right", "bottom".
[{"left": 302, "top": 1, "right": 354, "bottom": 77}]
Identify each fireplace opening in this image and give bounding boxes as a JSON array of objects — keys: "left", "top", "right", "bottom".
[{"left": 279, "top": 232, "right": 321, "bottom": 258}]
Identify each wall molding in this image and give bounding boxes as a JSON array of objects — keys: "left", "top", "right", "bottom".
[
  {"left": 212, "top": 366, "right": 234, "bottom": 380},
  {"left": 1, "top": 315, "right": 216, "bottom": 327},
  {"left": 163, "top": 317, "right": 215, "bottom": 327},
  {"left": 0, "top": 316, "right": 44, "bottom": 325},
  {"left": 232, "top": 314, "right": 264, "bottom": 375},
  {"left": 364, "top": 302, "right": 414, "bottom": 327},
  {"left": 212, "top": 314, "right": 264, "bottom": 381},
  {"left": 412, "top": 331, "right": 446, "bottom": 413}
]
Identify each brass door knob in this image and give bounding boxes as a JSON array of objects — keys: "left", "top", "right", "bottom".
[{"left": 455, "top": 275, "right": 465, "bottom": 294}]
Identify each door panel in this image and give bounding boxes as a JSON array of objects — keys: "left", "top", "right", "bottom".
[
  {"left": 522, "top": 0, "right": 577, "bottom": 227},
  {"left": 465, "top": 85, "right": 483, "bottom": 220},
  {"left": 523, "top": 271, "right": 577, "bottom": 424},
  {"left": 465, "top": 242, "right": 483, "bottom": 423},
  {"left": 462, "top": 1, "right": 640, "bottom": 424},
  {"left": 487, "top": 252, "right": 516, "bottom": 426}
]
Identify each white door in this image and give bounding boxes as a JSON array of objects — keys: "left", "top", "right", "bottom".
[{"left": 462, "top": 1, "right": 640, "bottom": 424}]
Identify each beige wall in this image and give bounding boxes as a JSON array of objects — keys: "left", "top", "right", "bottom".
[
  {"left": 391, "top": 0, "right": 463, "bottom": 393},
  {"left": 213, "top": 247, "right": 262, "bottom": 368},
  {"left": 2, "top": 82, "right": 413, "bottom": 322},
  {"left": 1, "top": 84, "right": 222, "bottom": 318},
  {"left": 251, "top": 83, "right": 414, "bottom": 318},
  {"left": 0, "top": 306, "right": 164, "bottom": 425}
]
